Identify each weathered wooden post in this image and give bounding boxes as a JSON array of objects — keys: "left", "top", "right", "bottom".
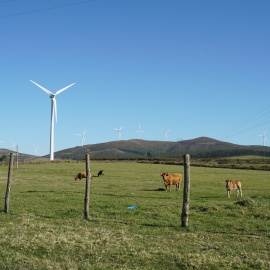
[
  {"left": 181, "top": 154, "right": 190, "bottom": 227},
  {"left": 84, "top": 154, "right": 91, "bottom": 220},
  {"left": 5, "top": 153, "right": 14, "bottom": 213}
]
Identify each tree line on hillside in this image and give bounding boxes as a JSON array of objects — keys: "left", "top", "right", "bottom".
[
  {"left": 190, "top": 148, "right": 270, "bottom": 158},
  {"left": 129, "top": 148, "right": 270, "bottom": 159}
]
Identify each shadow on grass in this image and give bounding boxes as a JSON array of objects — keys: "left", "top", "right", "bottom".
[
  {"left": 25, "top": 190, "right": 56, "bottom": 193},
  {"left": 206, "top": 230, "right": 266, "bottom": 238},
  {"left": 23, "top": 190, "right": 83, "bottom": 194},
  {"left": 102, "top": 193, "right": 135, "bottom": 198},
  {"left": 37, "top": 215, "right": 58, "bottom": 219},
  {"left": 142, "top": 188, "right": 166, "bottom": 192},
  {"left": 140, "top": 223, "right": 178, "bottom": 228},
  {"left": 82, "top": 217, "right": 180, "bottom": 228},
  {"left": 197, "top": 196, "right": 223, "bottom": 199},
  {"left": 0, "top": 210, "right": 16, "bottom": 216}
]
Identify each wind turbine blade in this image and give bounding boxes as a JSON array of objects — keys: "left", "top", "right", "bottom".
[
  {"left": 30, "top": 80, "right": 53, "bottom": 95},
  {"left": 55, "top": 83, "right": 75, "bottom": 95}
]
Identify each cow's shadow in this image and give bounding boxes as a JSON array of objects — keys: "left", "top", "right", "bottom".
[{"left": 142, "top": 188, "right": 166, "bottom": 192}]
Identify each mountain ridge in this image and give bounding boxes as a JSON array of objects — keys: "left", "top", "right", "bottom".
[
  {"left": 48, "top": 137, "right": 270, "bottom": 160},
  {"left": 1, "top": 137, "right": 270, "bottom": 161}
]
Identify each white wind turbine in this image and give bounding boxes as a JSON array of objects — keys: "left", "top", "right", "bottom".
[
  {"left": 10, "top": 140, "right": 19, "bottom": 168},
  {"left": 114, "top": 127, "right": 123, "bottom": 140},
  {"left": 9, "top": 141, "right": 17, "bottom": 151},
  {"left": 77, "top": 130, "right": 86, "bottom": 147},
  {"left": 136, "top": 124, "right": 144, "bottom": 139},
  {"left": 30, "top": 80, "right": 75, "bottom": 160},
  {"left": 163, "top": 129, "right": 171, "bottom": 141},
  {"left": 34, "top": 145, "right": 40, "bottom": 156},
  {"left": 259, "top": 130, "right": 268, "bottom": 146}
]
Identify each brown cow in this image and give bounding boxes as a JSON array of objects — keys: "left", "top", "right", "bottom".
[
  {"left": 160, "top": 172, "right": 182, "bottom": 192},
  {"left": 75, "top": 172, "right": 86, "bottom": 182},
  {"left": 225, "top": 180, "right": 242, "bottom": 198}
]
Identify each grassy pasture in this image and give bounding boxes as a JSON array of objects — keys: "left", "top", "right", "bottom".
[{"left": 0, "top": 161, "right": 269, "bottom": 270}]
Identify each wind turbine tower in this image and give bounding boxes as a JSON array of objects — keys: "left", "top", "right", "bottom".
[
  {"left": 114, "top": 127, "right": 123, "bottom": 141},
  {"left": 163, "top": 129, "right": 171, "bottom": 141},
  {"left": 259, "top": 130, "right": 268, "bottom": 146},
  {"left": 136, "top": 124, "right": 144, "bottom": 139},
  {"left": 77, "top": 130, "right": 86, "bottom": 147},
  {"left": 30, "top": 80, "right": 75, "bottom": 161}
]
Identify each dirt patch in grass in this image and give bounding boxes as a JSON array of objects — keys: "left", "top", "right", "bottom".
[{"left": 235, "top": 198, "right": 255, "bottom": 207}]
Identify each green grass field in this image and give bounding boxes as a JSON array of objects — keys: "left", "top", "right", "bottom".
[{"left": 0, "top": 161, "right": 269, "bottom": 269}]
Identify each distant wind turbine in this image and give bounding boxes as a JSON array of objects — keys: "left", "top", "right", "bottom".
[
  {"left": 259, "top": 130, "right": 268, "bottom": 146},
  {"left": 9, "top": 141, "right": 17, "bottom": 151},
  {"left": 114, "top": 127, "right": 123, "bottom": 140},
  {"left": 10, "top": 140, "right": 19, "bottom": 168},
  {"left": 136, "top": 124, "right": 144, "bottom": 139},
  {"left": 163, "top": 129, "right": 171, "bottom": 141},
  {"left": 77, "top": 130, "right": 86, "bottom": 146},
  {"left": 30, "top": 80, "right": 75, "bottom": 160},
  {"left": 34, "top": 145, "right": 40, "bottom": 156}
]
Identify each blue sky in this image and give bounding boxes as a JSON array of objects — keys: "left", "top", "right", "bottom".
[{"left": 1, "top": 0, "right": 270, "bottom": 156}]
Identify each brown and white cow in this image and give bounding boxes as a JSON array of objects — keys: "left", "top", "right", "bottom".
[
  {"left": 160, "top": 172, "right": 182, "bottom": 192},
  {"left": 74, "top": 172, "right": 87, "bottom": 182},
  {"left": 225, "top": 179, "right": 242, "bottom": 198}
]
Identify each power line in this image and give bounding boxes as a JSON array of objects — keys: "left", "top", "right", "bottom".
[
  {"left": 220, "top": 119, "right": 270, "bottom": 141},
  {"left": 0, "top": 0, "right": 16, "bottom": 3},
  {"left": 0, "top": 0, "right": 94, "bottom": 19},
  {"left": 215, "top": 104, "right": 270, "bottom": 141}
]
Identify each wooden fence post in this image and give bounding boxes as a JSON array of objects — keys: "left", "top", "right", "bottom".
[
  {"left": 84, "top": 154, "right": 91, "bottom": 220},
  {"left": 181, "top": 154, "right": 190, "bottom": 227},
  {"left": 5, "top": 153, "right": 14, "bottom": 213}
]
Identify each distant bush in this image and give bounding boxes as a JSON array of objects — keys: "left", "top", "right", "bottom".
[{"left": 0, "top": 155, "right": 7, "bottom": 162}]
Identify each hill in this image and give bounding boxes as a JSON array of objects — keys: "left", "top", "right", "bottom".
[
  {"left": 0, "top": 149, "right": 37, "bottom": 162},
  {"left": 47, "top": 137, "right": 270, "bottom": 160},
  {"left": 2, "top": 137, "right": 270, "bottom": 161}
]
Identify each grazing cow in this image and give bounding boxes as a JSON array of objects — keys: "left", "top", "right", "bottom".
[
  {"left": 74, "top": 172, "right": 86, "bottom": 182},
  {"left": 160, "top": 172, "right": 182, "bottom": 192},
  {"left": 98, "top": 170, "right": 105, "bottom": 177},
  {"left": 225, "top": 180, "right": 242, "bottom": 198}
]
